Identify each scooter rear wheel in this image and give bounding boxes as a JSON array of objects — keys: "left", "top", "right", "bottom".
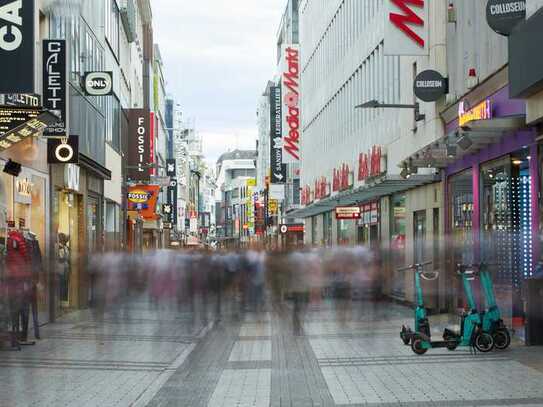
[
  {"left": 493, "top": 328, "right": 511, "bottom": 350},
  {"left": 411, "top": 336, "right": 428, "bottom": 355},
  {"left": 474, "top": 332, "right": 494, "bottom": 352}
]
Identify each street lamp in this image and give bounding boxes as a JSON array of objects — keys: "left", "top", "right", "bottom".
[{"left": 355, "top": 99, "right": 426, "bottom": 122}]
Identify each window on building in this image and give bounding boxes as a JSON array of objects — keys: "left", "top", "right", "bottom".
[{"left": 105, "top": 0, "right": 120, "bottom": 57}]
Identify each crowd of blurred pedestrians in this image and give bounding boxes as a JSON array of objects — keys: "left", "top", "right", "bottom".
[{"left": 87, "top": 247, "right": 382, "bottom": 327}]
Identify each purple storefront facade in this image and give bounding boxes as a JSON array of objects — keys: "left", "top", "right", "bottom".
[{"left": 443, "top": 85, "right": 540, "bottom": 338}]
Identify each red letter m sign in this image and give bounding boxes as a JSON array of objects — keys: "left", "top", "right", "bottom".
[{"left": 389, "top": 0, "right": 425, "bottom": 48}]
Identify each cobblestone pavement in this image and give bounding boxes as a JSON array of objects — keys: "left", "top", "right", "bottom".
[{"left": 2, "top": 298, "right": 543, "bottom": 407}]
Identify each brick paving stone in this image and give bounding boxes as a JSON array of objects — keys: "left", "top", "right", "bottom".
[{"left": 229, "top": 340, "right": 272, "bottom": 361}]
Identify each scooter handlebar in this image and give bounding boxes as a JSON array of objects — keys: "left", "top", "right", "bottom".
[{"left": 397, "top": 260, "right": 433, "bottom": 272}]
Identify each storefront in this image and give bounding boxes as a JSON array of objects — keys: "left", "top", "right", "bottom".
[
  {"left": 443, "top": 86, "right": 539, "bottom": 340},
  {"left": 0, "top": 137, "right": 50, "bottom": 324},
  {"left": 51, "top": 158, "right": 109, "bottom": 313}
]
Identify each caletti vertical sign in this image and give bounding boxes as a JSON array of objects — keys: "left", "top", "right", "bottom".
[
  {"left": 384, "top": 0, "right": 429, "bottom": 56},
  {"left": 0, "top": 0, "right": 35, "bottom": 93},
  {"left": 281, "top": 45, "right": 301, "bottom": 164},
  {"left": 269, "top": 85, "right": 285, "bottom": 184},
  {"left": 43, "top": 39, "right": 69, "bottom": 137},
  {"left": 127, "top": 109, "right": 151, "bottom": 181}
]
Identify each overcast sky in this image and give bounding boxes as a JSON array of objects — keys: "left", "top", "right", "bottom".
[{"left": 152, "top": 0, "right": 284, "bottom": 165}]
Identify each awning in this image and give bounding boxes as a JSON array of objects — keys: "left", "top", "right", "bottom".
[
  {"left": 409, "top": 115, "right": 527, "bottom": 169},
  {"left": 289, "top": 174, "right": 440, "bottom": 219}
]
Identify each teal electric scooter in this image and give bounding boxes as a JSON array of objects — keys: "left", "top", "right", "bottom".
[
  {"left": 400, "top": 262, "right": 494, "bottom": 355},
  {"left": 478, "top": 262, "right": 511, "bottom": 349}
]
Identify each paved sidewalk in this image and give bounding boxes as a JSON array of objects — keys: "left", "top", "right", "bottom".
[
  {"left": 0, "top": 299, "right": 210, "bottom": 407},
  {"left": 2, "top": 298, "right": 543, "bottom": 407}
]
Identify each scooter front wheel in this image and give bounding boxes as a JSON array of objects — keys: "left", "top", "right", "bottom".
[
  {"left": 493, "top": 328, "right": 511, "bottom": 350},
  {"left": 474, "top": 332, "right": 494, "bottom": 352},
  {"left": 411, "top": 335, "right": 428, "bottom": 355}
]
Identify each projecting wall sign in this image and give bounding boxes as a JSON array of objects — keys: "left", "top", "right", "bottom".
[
  {"left": 413, "top": 70, "right": 449, "bottom": 102},
  {"left": 83, "top": 71, "right": 113, "bottom": 96},
  {"left": 43, "top": 40, "right": 68, "bottom": 137},
  {"left": 486, "top": 0, "right": 526, "bottom": 36},
  {"left": 47, "top": 136, "right": 79, "bottom": 164}
]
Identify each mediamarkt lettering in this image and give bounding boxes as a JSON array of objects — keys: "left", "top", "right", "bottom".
[
  {"left": 283, "top": 47, "right": 300, "bottom": 161},
  {"left": 490, "top": 1, "right": 525, "bottom": 15}
]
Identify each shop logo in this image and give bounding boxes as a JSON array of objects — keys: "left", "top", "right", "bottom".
[
  {"left": 43, "top": 40, "right": 68, "bottom": 137},
  {"left": 359, "top": 146, "right": 385, "bottom": 181},
  {"left": 83, "top": 71, "right": 113, "bottom": 96},
  {"left": 0, "top": 0, "right": 23, "bottom": 51},
  {"left": 413, "top": 70, "right": 449, "bottom": 102},
  {"left": 128, "top": 190, "right": 150, "bottom": 204},
  {"left": 486, "top": 0, "right": 526, "bottom": 36},
  {"left": 458, "top": 99, "right": 492, "bottom": 127},
  {"left": 47, "top": 136, "right": 79, "bottom": 164},
  {"left": 16, "top": 177, "right": 32, "bottom": 196}
]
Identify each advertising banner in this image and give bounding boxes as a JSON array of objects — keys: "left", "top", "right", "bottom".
[
  {"left": 335, "top": 206, "right": 362, "bottom": 220},
  {"left": 280, "top": 45, "right": 301, "bottom": 163},
  {"left": 166, "top": 159, "right": 176, "bottom": 176},
  {"left": 43, "top": 40, "right": 68, "bottom": 137},
  {"left": 0, "top": 0, "right": 35, "bottom": 93},
  {"left": 126, "top": 109, "right": 151, "bottom": 181},
  {"left": 127, "top": 185, "right": 160, "bottom": 220},
  {"left": 384, "top": 0, "right": 429, "bottom": 56},
  {"left": 167, "top": 178, "right": 178, "bottom": 226},
  {"left": 269, "top": 85, "right": 285, "bottom": 183}
]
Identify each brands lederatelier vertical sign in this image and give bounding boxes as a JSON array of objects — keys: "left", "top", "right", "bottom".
[
  {"left": 127, "top": 109, "right": 151, "bottom": 181},
  {"left": 281, "top": 44, "right": 301, "bottom": 164},
  {"left": 384, "top": 0, "right": 429, "bottom": 56},
  {"left": 43, "top": 40, "right": 69, "bottom": 137},
  {"left": 0, "top": 0, "right": 35, "bottom": 93},
  {"left": 269, "top": 85, "right": 285, "bottom": 184}
]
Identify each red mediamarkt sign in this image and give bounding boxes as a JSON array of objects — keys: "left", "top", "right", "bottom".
[
  {"left": 282, "top": 46, "right": 300, "bottom": 162},
  {"left": 314, "top": 176, "right": 329, "bottom": 200},
  {"left": 333, "top": 164, "right": 352, "bottom": 192},
  {"left": 390, "top": 0, "right": 425, "bottom": 48}
]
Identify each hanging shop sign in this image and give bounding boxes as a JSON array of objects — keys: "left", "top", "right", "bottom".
[
  {"left": 335, "top": 206, "right": 361, "bottom": 220},
  {"left": 166, "top": 158, "right": 176, "bottom": 177},
  {"left": 0, "top": 110, "right": 58, "bottom": 152},
  {"left": 384, "top": 0, "right": 429, "bottom": 56},
  {"left": 64, "top": 164, "right": 80, "bottom": 191},
  {"left": 314, "top": 176, "right": 330, "bottom": 200},
  {"left": 47, "top": 135, "right": 79, "bottom": 164},
  {"left": 458, "top": 99, "right": 492, "bottom": 128},
  {"left": 43, "top": 39, "right": 68, "bottom": 137},
  {"left": 279, "top": 224, "right": 304, "bottom": 234},
  {"left": 333, "top": 164, "right": 353, "bottom": 192},
  {"left": 82, "top": 71, "right": 113, "bottom": 96},
  {"left": 0, "top": 0, "right": 35, "bottom": 93},
  {"left": 413, "top": 70, "right": 449, "bottom": 102},
  {"left": 162, "top": 204, "right": 173, "bottom": 223},
  {"left": 127, "top": 185, "right": 160, "bottom": 220},
  {"left": 269, "top": 85, "right": 286, "bottom": 183},
  {"left": 126, "top": 109, "right": 151, "bottom": 181},
  {"left": 281, "top": 45, "right": 301, "bottom": 163},
  {"left": 167, "top": 178, "right": 177, "bottom": 225},
  {"left": 486, "top": 0, "right": 526, "bottom": 36},
  {"left": 359, "top": 146, "right": 385, "bottom": 181},
  {"left": 3, "top": 94, "right": 40, "bottom": 107}
]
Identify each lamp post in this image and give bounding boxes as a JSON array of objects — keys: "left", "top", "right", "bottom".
[{"left": 355, "top": 99, "right": 425, "bottom": 122}]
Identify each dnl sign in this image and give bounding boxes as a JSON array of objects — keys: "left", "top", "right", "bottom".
[
  {"left": 83, "top": 71, "right": 113, "bottom": 96},
  {"left": 0, "top": 0, "right": 35, "bottom": 93},
  {"left": 385, "top": 0, "right": 429, "bottom": 56}
]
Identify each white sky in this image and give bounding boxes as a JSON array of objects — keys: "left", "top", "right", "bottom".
[{"left": 152, "top": 0, "right": 284, "bottom": 165}]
